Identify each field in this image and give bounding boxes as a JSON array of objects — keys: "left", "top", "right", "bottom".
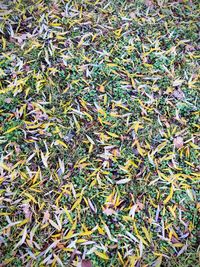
[{"left": 0, "top": 0, "right": 199, "bottom": 266}]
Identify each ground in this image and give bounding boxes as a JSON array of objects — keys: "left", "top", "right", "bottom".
[{"left": 0, "top": 0, "right": 199, "bottom": 266}]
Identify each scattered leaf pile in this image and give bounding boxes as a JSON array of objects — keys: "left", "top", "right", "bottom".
[{"left": 0, "top": 0, "right": 199, "bottom": 266}]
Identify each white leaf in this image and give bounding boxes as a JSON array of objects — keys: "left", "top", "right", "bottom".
[
  {"left": 58, "top": 158, "right": 65, "bottom": 174},
  {"left": 14, "top": 226, "right": 27, "bottom": 250},
  {"left": 116, "top": 178, "right": 131, "bottom": 184}
]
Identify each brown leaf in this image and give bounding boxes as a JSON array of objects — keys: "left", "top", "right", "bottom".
[
  {"left": 57, "top": 242, "right": 65, "bottom": 249},
  {"left": 102, "top": 207, "right": 116, "bottom": 216},
  {"left": 136, "top": 200, "right": 144, "bottom": 211},
  {"left": 98, "top": 85, "right": 105, "bottom": 93},
  {"left": 81, "top": 259, "right": 92, "bottom": 267},
  {"left": 111, "top": 148, "right": 120, "bottom": 157},
  {"left": 173, "top": 136, "right": 184, "bottom": 148}
]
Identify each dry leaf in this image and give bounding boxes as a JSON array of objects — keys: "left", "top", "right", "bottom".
[
  {"left": 99, "top": 85, "right": 105, "bottom": 93},
  {"left": 185, "top": 45, "right": 195, "bottom": 52},
  {"left": 173, "top": 89, "right": 185, "bottom": 100},
  {"left": 42, "top": 210, "right": 50, "bottom": 223},
  {"left": 136, "top": 200, "right": 144, "bottom": 211},
  {"left": 102, "top": 207, "right": 116, "bottom": 216},
  {"left": 173, "top": 79, "right": 184, "bottom": 87},
  {"left": 145, "top": 0, "right": 154, "bottom": 7},
  {"left": 111, "top": 148, "right": 120, "bottom": 157},
  {"left": 81, "top": 259, "right": 92, "bottom": 267},
  {"left": 22, "top": 204, "right": 32, "bottom": 220},
  {"left": 173, "top": 136, "right": 184, "bottom": 148},
  {"left": 116, "top": 178, "right": 131, "bottom": 184}
]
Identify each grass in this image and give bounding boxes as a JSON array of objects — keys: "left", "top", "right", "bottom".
[{"left": 0, "top": 0, "right": 199, "bottom": 266}]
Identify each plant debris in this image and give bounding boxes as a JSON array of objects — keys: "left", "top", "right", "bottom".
[{"left": 0, "top": 0, "right": 199, "bottom": 266}]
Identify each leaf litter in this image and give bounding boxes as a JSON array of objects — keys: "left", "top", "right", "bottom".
[{"left": 0, "top": 0, "right": 199, "bottom": 266}]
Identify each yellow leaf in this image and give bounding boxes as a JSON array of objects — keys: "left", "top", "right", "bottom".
[
  {"left": 4, "top": 126, "right": 20, "bottom": 134},
  {"left": 83, "top": 111, "right": 93, "bottom": 121},
  {"left": 89, "top": 143, "right": 93, "bottom": 154},
  {"left": 76, "top": 238, "right": 88, "bottom": 243},
  {"left": 136, "top": 141, "right": 145, "bottom": 157},
  {"left": 79, "top": 230, "right": 93, "bottom": 236},
  {"left": 173, "top": 243, "right": 184, "bottom": 248},
  {"left": 142, "top": 226, "right": 151, "bottom": 243},
  {"left": 71, "top": 196, "right": 82, "bottom": 211},
  {"left": 131, "top": 78, "right": 136, "bottom": 89},
  {"left": 2, "top": 36, "right": 6, "bottom": 50},
  {"left": 0, "top": 163, "right": 11, "bottom": 172},
  {"left": 32, "top": 168, "right": 40, "bottom": 184},
  {"left": 136, "top": 235, "right": 148, "bottom": 246},
  {"left": 163, "top": 186, "right": 174, "bottom": 205},
  {"left": 23, "top": 192, "right": 37, "bottom": 204},
  {"left": 168, "top": 206, "right": 176, "bottom": 218},
  {"left": 106, "top": 132, "right": 119, "bottom": 138},
  {"left": 117, "top": 252, "right": 124, "bottom": 265},
  {"left": 64, "top": 220, "right": 77, "bottom": 239},
  {"left": 55, "top": 140, "right": 68, "bottom": 149},
  {"left": 97, "top": 226, "right": 105, "bottom": 235},
  {"left": 64, "top": 207, "right": 73, "bottom": 224},
  {"left": 25, "top": 123, "right": 42, "bottom": 129},
  {"left": 94, "top": 250, "right": 109, "bottom": 260},
  {"left": 64, "top": 229, "right": 74, "bottom": 240},
  {"left": 0, "top": 212, "right": 11, "bottom": 216},
  {"left": 107, "top": 63, "right": 118, "bottom": 67}
]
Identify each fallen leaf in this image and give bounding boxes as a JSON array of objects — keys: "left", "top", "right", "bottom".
[
  {"left": 99, "top": 85, "right": 105, "bottom": 93},
  {"left": 173, "top": 89, "right": 185, "bottom": 99},
  {"left": 103, "top": 207, "right": 116, "bottom": 216},
  {"left": 136, "top": 200, "right": 144, "bottom": 211},
  {"left": 111, "top": 148, "right": 120, "bottom": 157},
  {"left": 173, "top": 136, "right": 184, "bottom": 148},
  {"left": 116, "top": 178, "right": 131, "bottom": 184},
  {"left": 81, "top": 259, "right": 92, "bottom": 267},
  {"left": 94, "top": 250, "right": 109, "bottom": 260},
  {"left": 22, "top": 204, "right": 32, "bottom": 220},
  {"left": 185, "top": 45, "right": 195, "bottom": 51},
  {"left": 42, "top": 210, "right": 50, "bottom": 223},
  {"left": 145, "top": 0, "right": 154, "bottom": 7},
  {"left": 173, "top": 79, "right": 184, "bottom": 87}
]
